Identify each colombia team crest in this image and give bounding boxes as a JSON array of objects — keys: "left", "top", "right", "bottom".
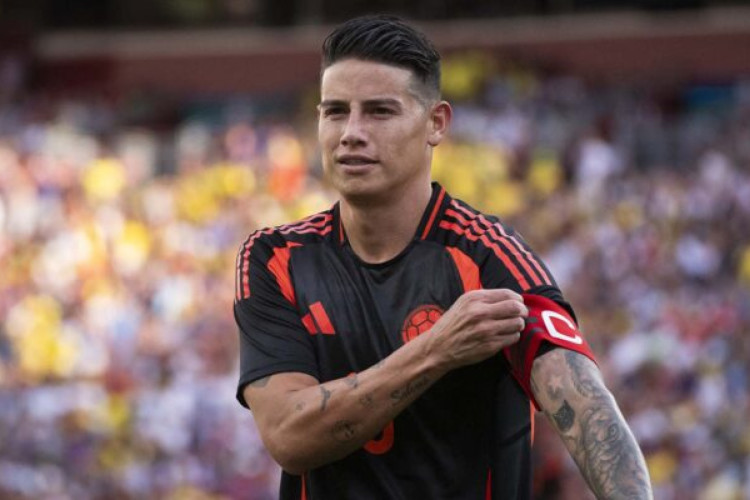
[{"left": 401, "top": 305, "right": 444, "bottom": 343}]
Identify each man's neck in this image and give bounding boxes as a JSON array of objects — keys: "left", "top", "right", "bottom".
[{"left": 340, "top": 182, "right": 433, "bottom": 264}]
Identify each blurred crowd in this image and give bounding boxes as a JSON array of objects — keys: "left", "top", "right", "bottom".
[{"left": 1, "top": 52, "right": 749, "bottom": 499}]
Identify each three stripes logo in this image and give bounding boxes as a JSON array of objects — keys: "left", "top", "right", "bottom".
[{"left": 301, "top": 301, "right": 336, "bottom": 335}]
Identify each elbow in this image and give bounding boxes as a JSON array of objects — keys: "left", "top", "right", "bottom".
[{"left": 264, "top": 432, "right": 315, "bottom": 475}]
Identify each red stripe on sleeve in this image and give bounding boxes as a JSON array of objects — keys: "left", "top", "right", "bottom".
[
  {"left": 445, "top": 246, "right": 482, "bottom": 292},
  {"left": 286, "top": 225, "right": 333, "bottom": 237},
  {"left": 266, "top": 242, "right": 302, "bottom": 307},
  {"left": 446, "top": 206, "right": 543, "bottom": 287},
  {"left": 309, "top": 301, "right": 336, "bottom": 335},
  {"left": 279, "top": 214, "right": 333, "bottom": 234},
  {"left": 239, "top": 228, "right": 274, "bottom": 300},
  {"left": 451, "top": 201, "right": 552, "bottom": 286},
  {"left": 242, "top": 243, "right": 252, "bottom": 298},
  {"left": 490, "top": 220, "right": 552, "bottom": 286},
  {"left": 420, "top": 186, "right": 446, "bottom": 240},
  {"left": 439, "top": 220, "right": 530, "bottom": 290},
  {"left": 235, "top": 243, "right": 244, "bottom": 301},
  {"left": 238, "top": 215, "right": 333, "bottom": 301},
  {"left": 241, "top": 238, "right": 255, "bottom": 299}
]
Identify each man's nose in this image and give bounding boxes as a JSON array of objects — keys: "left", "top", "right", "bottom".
[{"left": 340, "top": 112, "right": 367, "bottom": 147}]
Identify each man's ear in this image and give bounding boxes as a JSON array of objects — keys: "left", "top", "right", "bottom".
[{"left": 427, "top": 101, "right": 452, "bottom": 147}]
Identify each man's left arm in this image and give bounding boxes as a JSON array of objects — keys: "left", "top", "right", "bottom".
[{"left": 530, "top": 348, "right": 653, "bottom": 499}]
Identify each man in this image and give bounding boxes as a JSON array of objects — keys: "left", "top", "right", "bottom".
[{"left": 234, "top": 15, "right": 652, "bottom": 499}]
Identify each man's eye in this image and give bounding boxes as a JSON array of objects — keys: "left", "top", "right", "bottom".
[
  {"left": 373, "top": 107, "right": 394, "bottom": 115},
  {"left": 323, "top": 108, "right": 346, "bottom": 117}
]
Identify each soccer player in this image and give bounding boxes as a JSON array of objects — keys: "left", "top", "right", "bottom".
[{"left": 234, "top": 15, "right": 653, "bottom": 499}]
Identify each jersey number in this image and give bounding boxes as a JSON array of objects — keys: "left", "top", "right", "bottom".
[{"left": 364, "top": 421, "right": 394, "bottom": 455}]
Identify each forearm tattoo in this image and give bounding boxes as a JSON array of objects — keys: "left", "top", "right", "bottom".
[
  {"left": 567, "top": 351, "right": 650, "bottom": 498},
  {"left": 359, "top": 393, "right": 375, "bottom": 408},
  {"left": 345, "top": 373, "right": 359, "bottom": 389},
  {"left": 332, "top": 420, "right": 360, "bottom": 442},
  {"left": 537, "top": 351, "right": 652, "bottom": 499},
  {"left": 390, "top": 374, "right": 430, "bottom": 405},
  {"left": 320, "top": 385, "right": 332, "bottom": 412}
]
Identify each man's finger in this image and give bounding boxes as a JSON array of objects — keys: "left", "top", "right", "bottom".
[
  {"left": 469, "top": 288, "right": 523, "bottom": 303},
  {"left": 496, "top": 317, "right": 527, "bottom": 335},
  {"left": 476, "top": 299, "right": 528, "bottom": 320}
]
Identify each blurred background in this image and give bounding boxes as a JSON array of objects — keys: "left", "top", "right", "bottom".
[{"left": 1, "top": 0, "right": 749, "bottom": 499}]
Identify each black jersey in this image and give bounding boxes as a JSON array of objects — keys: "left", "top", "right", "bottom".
[{"left": 234, "top": 183, "right": 596, "bottom": 500}]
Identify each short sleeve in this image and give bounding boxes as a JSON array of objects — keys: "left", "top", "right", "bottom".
[
  {"left": 477, "top": 220, "right": 559, "bottom": 294},
  {"left": 234, "top": 233, "right": 319, "bottom": 408}
]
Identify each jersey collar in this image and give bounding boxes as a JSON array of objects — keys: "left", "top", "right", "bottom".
[
  {"left": 414, "top": 182, "right": 448, "bottom": 242},
  {"left": 333, "top": 182, "right": 449, "bottom": 247}
]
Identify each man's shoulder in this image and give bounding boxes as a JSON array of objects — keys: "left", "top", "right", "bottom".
[
  {"left": 432, "top": 193, "right": 506, "bottom": 251},
  {"left": 440, "top": 192, "right": 557, "bottom": 291},
  {"left": 445, "top": 195, "right": 502, "bottom": 226},
  {"left": 239, "top": 208, "right": 337, "bottom": 252},
  {"left": 234, "top": 207, "right": 338, "bottom": 302}
]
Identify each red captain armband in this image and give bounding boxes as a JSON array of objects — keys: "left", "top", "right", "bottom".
[{"left": 503, "top": 294, "right": 597, "bottom": 408}]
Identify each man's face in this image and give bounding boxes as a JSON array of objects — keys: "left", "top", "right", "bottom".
[{"left": 318, "top": 59, "right": 444, "bottom": 202}]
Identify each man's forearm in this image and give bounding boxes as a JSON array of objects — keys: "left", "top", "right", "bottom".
[
  {"left": 247, "top": 332, "right": 447, "bottom": 474},
  {"left": 571, "top": 394, "right": 651, "bottom": 499},
  {"left": 531, "top": 350, "right": 653, "bottom": 499}
]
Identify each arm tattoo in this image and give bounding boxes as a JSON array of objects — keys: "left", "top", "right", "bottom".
[
  {"left": 359, "top": 393, "right": 374, "bottom": 408},
  {"left": 552, "top": 400, "right": 575, "bottom": 433},
  {"left": 390, "top": 374, "right": 430, "bottom": 405},
  {"left": 249, "top": 376, "right": 271, "bottom": 388},
  {"left": 345, "top": 373, "right": 359, "bottom": 389},
  {"left": 564, "top": 350, "right": 601, "bottom": 398},
  {"left": 563, "top": 352, "right": 652, "bottom": 499},
  {"left": 331, "top": 420, "right": 360, "bottom": 442},
  {"left": 319, "top": 385, "right": 332, "bottom": 412}
]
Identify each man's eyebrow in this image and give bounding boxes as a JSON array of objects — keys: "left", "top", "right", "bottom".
[
  {"left": 319, "top": 100, "right": 348, "bottom": 108},
  {"left": 362, "top": 98, "right": 402, "bottom": 107},
  {"left": 318, "top": 98, "right": 403, "bottom": 107}
]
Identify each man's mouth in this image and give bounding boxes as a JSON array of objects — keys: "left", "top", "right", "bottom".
[{"left": 337, "top": 156, "right": 378, "bottom": 166}]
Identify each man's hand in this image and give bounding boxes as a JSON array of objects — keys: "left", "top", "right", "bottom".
[
  {"left": 426, "top": 288, "right": 526, "bottom": 370},
  {"left": 531, "top": 349, "right": 653, "bottom": 499}
]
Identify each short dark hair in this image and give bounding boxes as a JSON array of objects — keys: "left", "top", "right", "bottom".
[{"left": 321, "top": 15, "right": 441, "bottom": 102}]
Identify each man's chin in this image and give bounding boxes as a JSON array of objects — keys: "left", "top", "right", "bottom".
[{"left": 335, "top": 177, "right": 390, "bottom": 204}]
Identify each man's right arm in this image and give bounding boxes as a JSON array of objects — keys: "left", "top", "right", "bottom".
[{"left": 243, "top": 288, "right": 526, "bottom": 475}]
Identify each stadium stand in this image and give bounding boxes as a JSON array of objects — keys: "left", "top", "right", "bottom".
[{"left": 1, "top": 8, "right": 749, "bottom": 500}]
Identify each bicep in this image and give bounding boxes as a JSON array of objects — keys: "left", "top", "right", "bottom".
[
  {"left": 531, "top": 348, "right": 611, "bottom": 414},
  {"left": 530, "top": 348, "right": 611, "bottom": 433}
]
